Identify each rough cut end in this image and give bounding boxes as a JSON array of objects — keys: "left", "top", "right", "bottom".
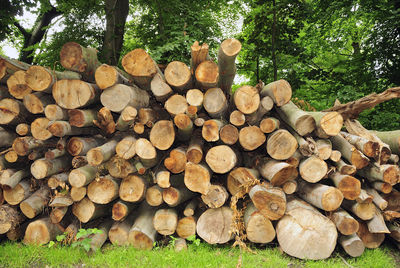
[
  {"left": 88, "top": 177, "right": 117, "bottom": 204},
  {"left": 246, "top": 212, "right": 275, "bottom": 243},
  {"left": 321, "top": 188, "right": 344, "bottom": 211},
  {"left": 52, "top": 80, "right": 93, "bottom": 109},
  {"left": 165, "top": 61, "right": 191, "bottom": 88},
  {"left": 186, "top": 89, "right": 203, "bottom": 107},
  {"left": 234, "top": 85, "right": 260, "bottom": 114},
  {"left": 60, "top": 42, "right": 85, "bottom": 72},
  {"left": 68, "top": 169, "right": 86, "bottom": 188},
  {"left": 12, "top": 137, "right": 29, "bottom": 156},
  {"left": 220, "top": 124, "right": 239, "bottom": 145},
  {"left": 146, "top": 187, "right": 163, "bottom": 206},
  {"left": 338, "top": 176, "right": 361, "bottom": 200},
  {"left": 149, "top": 121, "right": 175, "bottom": 150},
  {"left": 20, "top": 201, "right": 36, "bottom": 219},
  {"left": 121, "top": 106, "right": 138, "bottom": 121},
  {"left": 129, "top": 230, "right": 153, "bottom": 250},
  {"left": 221, "top": 38, "right": 242, "bottom": 57},
  {"left": 195, "top": 61, "right": 219, "bottom": 84},
  {"left": 205, "top": 145, "right": 237, "bottom": 174},
  {"left": 87, "top": 148, "right": 104, "bottom": 166},
  {"left": 23, "top": 94, "right": 44, "bottom": 114},
  {"left": 260, "top": 118, "right": 278, "bottom": 133},
  {"left": 31, "top": 118, "right": 52, "bottom": 140},
  {"left": 299, "top": 157, "right": 328, "bottom": 183},
  {"left": 203, "top": 88, "right": 226, "bottom": 115},
  {"left": 72, "top": 197, "right": 95, "bottom": 223},
  {"left": 164, "top": 95, "right": 188, "bottom": 116},
  {"left": 0, "top": 98, "right": 20, "bottom": 124},
  {"left": 196, "top": 207, "right": 233, "bottom": 244},
  {"left": 184, "top": 162, "right": 211, "bottom": 194},
  {"left": 174, "top": 114, "right": 191, "bottom": 130},
  {"left": 95, "top": 64, "right": 118, "bottom": 89},
  {"left": 320, "top": 112, "right": 343, "bottom": 136},
  {"left": 267, "top": 79, "right": 292, "bottom": 106},
  {"left": 25, "top": 66, "right": 52, "bottom": 92},
  {"left": 68, "top": 110, "right": 85, "bottom": 127},
  {"left": 24, "top": 219, "right": 51, "bottom": 245},
  {"left": 100, "top": 84, "right": 132, "bottom": 113},
  {"left": 266, "top": 129, "right": 298, "bottom": 160},
  {"left": 238, "top": 126, "right": 266, "bottom": 151},
  {"left": 162, "top": 187, "right": 179, "bottom": 206},
  {"left": 383, "top": 165, "right": 400, "bottom": 185},
  {"left": 120, "top": 175, "right": 146, "bottom": 202},
  {"left": 67, "top": 137, "right": 83, "bottom": 156},
  {"left": 295, "top": 114, "right": 316, "bottom": 136},
  {"left": 230, "top": 110, "right": 245, "bottom": 126},
  {"left": 30, "top": 159, "right": 49, "bottom": 179},
  {"left": 122, "top": 48, "right": 157, "bottom": 77},
  {"left": 186, "top": 148, "right": 203, "bottom": 164},
  {"left": 47, "top": 122, "right": 66, "bottom": 137},
  {"left": 202, "top": 120, "right": 220, "bottom": 142}
]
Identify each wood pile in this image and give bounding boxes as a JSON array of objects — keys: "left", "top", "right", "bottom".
[{"left": 0, "top": 39, "right": 400, "bottom": 259}]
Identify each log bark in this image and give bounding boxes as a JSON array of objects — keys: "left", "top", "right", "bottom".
[
  {"left": 0, "top": 169, "right": 29, "bottom": 190},
  {"left": 256, "top": 158, "right": 298, "bottom": 186},
  {"left": 299, "top": 156, "right": 328, "bottom": 183},
  {"left": 0, "top": 56, "right": 31, "bottom": 83},
  {"left": 246, "top": 96, "right": 274, "bottom": 125},
  {"left": 201, "top": 184, "right": 228, "bottom": 208},
  {"left": 23, "top": 217, "right": 62, "bottom": 245},
  {"left": 153, "top": 208, "right": 178, "bottom": 235},
  {"left": 238, "top": 126, "right": 266, "bottom": 151},
  {"left": 47, "top": 172, "right": 69, "bottom": 190},
  {"left": 87, "top": 175, "right": 120, "bottom": 204},
  {"left": 205, "top": 145, "right": 238, "bottom": 174},
  {"left": 95, "top": 64, "right": 133, "bottom": 90},
  {"left": 119, "top": 174, "right": 147, "bottom": 202},
  {"left": 16, "top": 123, "right": 30, "bottom": 136},
  {"left": 20, "top": 187, "right": 50, "bottom": 218},
  {"left": 266, "top": 129, "right": 298, "bottom": 160},
  {"left": 48, "top": 121, "right": 98, "bottom": 137},
  {"left": 190, "top": 41, "right": 209, "bottom": 74},
  {"left": 195, "top": 61, "right": 219, "bottom": 90},
  {"left": 308, "top": 111, "right": 343, "bottom": 138},
  {"left": 356, "top": 221, "right": 385, "bottom": 249},
  {"left": 115, "top": 106, "right": 137, "bottom": 131},
  {"left": 7, "top": 71, "right": 32, "bottom": 99},
  {"left": 218, "top": 38, "right": 241, "bottom": 93},
  {"left": 72, "top": 197, "right": 110, "bottom": 223},
  {"left": 89, "top": 219, "right": 113, "bottom": 251},
  {"left": 372, "top": 181, "right": 392, "bottom": 194},
  {"left": 249, "top": 184, "right": 286, "bottom": 220},
  {"left": 297, "top": 180, "right": 343, "bottom": 211},
  {"left": 339, "top": 234, "right": 365, "bottom": 257},
  {"left": 276, "top": 101, "right": 316, "bottom": 136},
  {"left": 196, "top": 207, "right": 233, "bottom": 244},
  {"left": 3, "top": 179, "right": 32, "bottom": 205},
  {"left": 330, "top": 134, "right": 370, "bottom": 169},
  {"left": 328, "top": 172, "right": 361, "bottom": 200},
  {"left": 164, "top": 61, "right": 192, "bottom": 92},
  {"left": 44, "top": 104, "right": 68, "bottom": 121},
  {"left": 100, "top": 84, "right": 149, "bottom": 113},
  {"left": 243, "top": 201, "right": 275, "bottom": 243},
  {"left": 135, "top": 138, "right": 158, "bottom": 167},
  {"left": 357, "top": 164, "right": 399, "bottom": 185},
  {"left": 367, "top": 207, "right": 390, "bottom": 234},
  {"left": 334, "top": 159, "right": 356, "bottom": 175},
  {"left": 259, "top": 79, "right": 292, "bottom": 106},
  {"left": 106, "top": 156, "right": 137, "bottom": 178},
  {"left": 163, "top": 185, "right": 195, "bottom": 207},
  {"left": 341, "top": 199, "right": 375, "bottom": 220},
  {"left": 203, "top": 88, "right": 228, "bottom": 118},
  {"left": 365, "top": 188, "right": 388, "bottom": 210},
  {"left": 53, "top": 80, "right": 100, "bottom": 109},
  {"left": 87, "top": 136, "right": 120, "bottom": 166},
  {"left": 30, "top": 156, "right": 71, "bottom": 180},
  {"left": 328, "top": 209, "right": 359, "bottom": 235},
  {"left": 69, "top": 164, "right": 97, "bottom": 188},
  {"left": 149, "top": 120, "right": 175, "bottom": 150},
  {"left": 340, "top": 132, "right": 379, "bottom": 158},
  {"left": 68, "top": 109, "right": 97, "bottom": 127},
  {"left": 184, "top": 199, "right": 198, "bottom": 217},
  {"left": 67, "top": 137, "right": 104, "bottom": 156},
  {"left": 50, "top": 206, "right": 68, "bottom": 223}
]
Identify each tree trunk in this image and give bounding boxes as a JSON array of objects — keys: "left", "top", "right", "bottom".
[
  {"left": 53, "top": 80, "right": 100, "bottom": 109},
  {"left": 0, "top": 169, "right": 29, "bottom": 190},
  {"left": 164, "top": 147, "right": 187, "bottom": 174},
  {"left": 196, "top": 207, "right": 233, "bottom": 244},
  {"left": 0, "top": 205, "right": 26, "bottom": 234},
  {"left": 233, "top": 85, "right": 260, "bottom": 115},
  {"left": 341, "top": 200, "right": 375, "bottom": 220},
  {"left": 22, "top": 92, "right": 53, "bottom": 115},
  {"left": 333, "top": 159, "right": 356, "bottom": 175},
  {"left": 190, "top": 41, "right": 209, "bottom": 75},
  {"left": 357, "top": 164, "right": 399, "bottom": 185},
  {"left": 218, "top": 38, "right": 241, "bottom": 93}
]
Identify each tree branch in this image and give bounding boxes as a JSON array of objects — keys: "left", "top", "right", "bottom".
[{"left": 13, "top": 21, "right": 31, "bottom": 40}]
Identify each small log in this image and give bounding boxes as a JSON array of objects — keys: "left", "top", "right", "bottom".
[
  {"left": 50, "top": 206, "right": 68, "bottom": 223},
  {"left": 47, "top": 172, "right": 69, "bottom": 189},
  {"left": 282, "top": 180, "right": 298, "bottom": 194},
  {"left": 196, "top": 207, "right": 233, "bottom": 244},
  {"left": 164, "top": 147, "right": 187, "bottom": 174},
  {"left": 72, "top": 197, "right": 110, "bottom": 223},
  {"left": 260, "top": 79, "right": 291, "bottom": 106},
  {"left": 201, "top": 184, "right": 228, "bottom": 208},
  {"left": 153, "top": 208, "right": 178, "bottom": 235},
  {"left": 367, "top": 207, "right": 390, "bottom": 234},
  {"left": 183, "top": 199, "right": 198, "bottom": 217},
  {"left": 0, "top": 205, "right": 26, "bottom": 234},
  {"left": 334, "top": 159, "right": 356, "bottom": 175},
  {"left": 0, "top": 169, "right": 29, "bottom": 190},
  {"left": 227, "top": 167, "right": 259, "bottom": 196},
  {"left": 115, "top": 136, "right": 137, "bottom": 160},
  {"left": 330, "top": 134, "right": 370, "bottom": 169},
  {"left": 372, "top": 130, "right": 400, "bottom": 155},
  {"left": 149, "top": 120, "right": 175, "bottom": 151},
  {"left": 101, "top": 84, "right": 149, "bottom": 113},
  {"left": 298, "top": 156, "right": 328, "bottom": 183},
  {"left": 340, "top": 132, "right": 379, "bottom": 158},
  {"left": 60, "top": 42, "right": 101, "bottom": 82},
  {"left": 150, "top": 73, "right": 173, "bottom": 102},
  {"left": 23, "top": 217, "right": 62, "bottom": 245},
  {"left": 233, "top": 85, "right": 260, "bottom": 115},
  {"left": 112, "top": 200, "right": 137, "bottom": 221},
  {"left": 229, "top": 110, "right": 245, "bottom": 127},
  {"left": 297, "top": 180, "right": 343, "bottom": 211},
  {"left": 174, "top": 113, "right": 193, "bottom": 141},
  {"left": 328, "top": 209, "right": 359, "bottom": 235},
  {"left": 106, "top": 156, "right": 137, "bottom": 178},
  {"left": 31, "top": 117, "right": 52, "bottom": 140},
  {"left": 145, "top": 185, "right": 164, "bottom": 207},
  {"left": 30, "top": 156, "right": 71, "bottom": 180},
  {"left": 45, "top": 140, "right": 66, "bottom": 159},
  {"left": 329, "top": 150, "right": 342, "bottom": 162},
  {"left": 4, "top": 151, "right": 18, "bottom": 163},
  {"left": 7, "top": 71, "right": 32, "bottom": 99},
  {"left": 202, "top": 119, "right": 224, "bottom": 142},
  {"left": 0, "top": 98, "right": 28, "bottom": 125},
  {"left": 67, "top": 136, "right": 104, "bottom": 157},
  {"left": 53, "top": 80, "right": 100, "bottom": 109},
  {"left": 357, "top": 164, "right": 399, "bottom": 185},
  {"left": 205, "top": 145, "right": 238, "bottom": 174},
  {"left": 87, "top": 136, "right": 120, "bottom": 166},
  {"left": 372, "top": 181, "right": 392, "bottom": 194},
  {"left": 176, "top": 216, "right": 196, "bottom": 239},
  {"left": 68, "top": 109, "right": 97, "bottom": 127},
  {"left": 356, "top": 189, "right": 373, "bottom": 204},
  {"left": 87, "top": 175, "right": 120, "bottom": 204},
  {"left": 69, "top": 164, "right": 97, "bottom": 188},
  {"left": 308, "top": 111, "right": 343, "bottom": 138},
  {"left": 195, "top": 61, "right": 219, "bottom": 90},
  {"left": 44, "top": 104, "right": 68, "bottom": 121},
  {"left": 163, "top": 185, "right": 195, "bottom": 207},
  {"left": 115, "top": 106, "right": 137, "bottom": 131},
  {"left": 246, "top": 96, "right": 274, "bottom": 125},
  {"left": 218, "top": 38, "right": 241, "bottom": 93},
  {"left": 364, "top": 188, "right": 388, "bottom": 210},
  {"left": 186, "top": 130, "right": 204, "bottom": 164},
  {"left": 119, "top": 174, "right": 147, "bottom": 202},
  {"left": 20, "top": 187, "right": 50, "bottom": 219},
  {"left": 388, "top": 154, "right": 399, "bottom": 164},
  {"left": 128, "top": 203, "right": 157, "bottom": 250},
  {"left": 164, "top": 61, "right": 192, "bottom": 92},
  {"left": 16, "top": 123, "right": 30, "bottom": 136},
  {"left": 244, "top": 201, "right": 275, "bottom": 243},
  {"left": 109, "top": 213, "right": 136, "bottom": 246},
  {"left": 155, "top": 169, "right": 171, "bottom": 188},
  {"left": 70, "top": 186, "right": 86, "bottom": 202},
  {"left": 48, "top": 121, "right": 98, "bottom": 137},
  {"left": 3, "top": 179, "right": 32, "bottom": 205},
  {"left": 315, "top": 139, "right": 332, "bottom": 160},
  {"left": 276, "top": 101, "right": 316, "bottom": 136},
  {"left": 95, "top": 64, "right": 132, "bottom": 90},
  {"left": 89, "top": 219, "right": 113, "bottom": 251},
  {"left": 220, "top": 124, "right": 239, "bottom": 145},
  {"left": 259, "top": 117, "right": 280, "bottom": 134},
  {"left": 256, "top": 158, "right": 298, "bottom": 186},
  {"left": 266, "top": 129, "right": 298, "bottom": 160},
  {"left": 238, "top": 126, "right": 266, "bottom": 151},
  {"left": 356, "top": 221, "right": 385, "bottom": 249},
  {"left": 339, "top": 234, "right": 365, "bottom": 257},
  {"left": 122, "top": 48, "right": 158, "bottom": 90},
  {"left": 203, "top": 87, "right": 228, "bottom": 118},
  {"left": 135, "top": 138, "right": 158, "bottom": 167},
  {"left": 22, "top": 92, "right": 53, "bottom": 114},
  {"left": 249, "top": 184, "right": 286, "bottom": 220},
  {"left": 328, "top": 172, "right": 361, "bottom": 200},
  {"left": 138, "top": 108, "right": 157, "bottom": 127},
  {"left": 164, "top": 94, "right": 188, "bottom": 117},
  {"left": 186, "top": 89, "right": 204, "bottom": 110},
  {"left": 341, "top": 199, "right": 375, "bottom": 220}
]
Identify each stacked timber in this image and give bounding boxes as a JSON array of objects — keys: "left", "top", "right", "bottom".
[{"left": 0, "top": 39, "right": 400, "bottom": 260}]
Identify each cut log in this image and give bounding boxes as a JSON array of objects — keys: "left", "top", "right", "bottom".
[
  {"left": 153, "top": 208, "right": 178, "bottom": 235},
  {"left": 388, "top": 153, "right": 399, "bottom": 164},
  {"left": 372, "top": 181, "right": 392, "bottom": 194},
  {"left": 266, "top": 129, "right": 298, "bottom": 160},
  {"left": 149, "top": 120, "right": 175, "bottom": 151},
  {"left": 60, "top": 42, "right": 101, "bottom": 82},
  {"left": 119, "top": 174, "right": 147, "bottom": 202},
  {"left": 365, "top": 188, "right": 388, "bottom": 210},
  {"left": 93, "top": 107, "right": 116, "bottom": 135},
  {"left": 276, "top": 101, "right": 316, "bottom": 136},
  {"left": 164, "top": 61, "right": 192, "bottom": 92},
  {"left": 176, "top": 216, "right": 196, "bottom": 239},
  {"left": 328, "top": 172, "right": 361, "bottom": 200},
  {"left": 67, "top": 137, "right": 104, "bottom": 156},
  {"left": 135, "top": 138, "right": 158, "bottom": 168},
  {"left": 243, "top": 201, "right": 275, "bottom": 243},
  {"left": 227, "top": 167, "right": 259, "bottom": 196},
  {"left": 163, "top": 185, "right": 195, "bottom": 207},
  {"left": 22, "top": 92, "right": 53, "bottom": 114},
  {"left": 282, "top": 180, "right": 298, "bottom": 194},
  {"left": 87, "top": 175, "right": 119, "bottom": 204},
  {"left": 150, "top": 73, "right": 173, "bottom": 102},
  {"left": 256, "top": 158, "right": 298, "bottom": 186},
  {"left": 202, "top": 119, "right": 224, "bottom": 142},
  {"left": 330, "top": 134, "right": 370, "bottom": 169},
  {"left": 328, "top": 209, "right": 359, "bottom": 235},
  {"left": 298, "top": 156, "right": 328, "bottom": 183},
  {"left": 288, "top": 129, "right": 316, "bottom": 157},
  {"left": 218, "top": 38, "right": 241, "bottom": 93},
  {"left": 315, "top": 139, "right": 332, "bottom": 160},
  {"left": 340, "top": 132, "right": 379, "bottom": 158},
  {"left": 122, "top": 48, "right": 158, "bottom": 90},
  {"left": 355, "top": 189, "right": 373, "bottom": 204},
  {"left": 233, "top": 85, "right": 260, "bottom": 115},
  {"left": 95, "top": 64, "right": 132, "bottom": 90},
  {"left": 339, "top": 234, "right": 365, "bottom": 257},
  {"left": 329, "top": 150, "right": 342, "bottom": 162},
  {"left": 0, "top": 56, "right": 31, "bottom": 82},
  {"left": 48, "top": 121, "right": 98, "bottom": 137},
  {"left": 229, "top": 110, "right": 245, "bottom": 127},
  {"left": 109, "top": 213, "right": 136, "bottom": 246},
  {"left": 367, "top": 207, "right": 390, "bottom": 234},
  {"left": 174, "top": 113, "right": 193, "bottom": 141},
  {"left": 72, "top": 197, "right": 110, "bottom": 223},
  {"left": 164, "top": 147, "right": 187, "bottom": 174},
  {"left": 47, "top": 172, "right": 69, "bottom": 189},
  {"left": 68, "top": 109, "right": 97, "bottom": 127},
  {"left": 112, "top": 200, "right": 137, "bottom": 221},
  {"left": 203, "top": 87, "right": 228, "bottom": 118},
  {"left": 31, "top": 117, "right": 52, "bottom": 140},
  {"left": 356, "top": 221, "right": 385, "bottom": 249},
  {"left": 220, "top": 124, "right": 239, "bottom": 145},
  {"left": 164, "top": 94, "right": 188, "bottom": 117},
  {"left": 44, "top": 104, "right": 68, "bottom": 121},
  {"left": 0, "top": 169, "right": 29, "bottom": 190},
  {"left": 372, "top": 130, "right": 400, "bottom": 155},
  {"left": 7, "top": 71, "right": 32, "bottom": 99},
  {"left": 184, "top": 199, "right": 198, "bottom": 217},
  {"left": 106, "top": 156, "right": 137, "bottom": 178},
  {"left": 206, "top": 145, "right": 238, "bottom": 174},
  {"left": 89, "top": 219, "right": 113, "bottom": 251},
  {"left": 128, "top": 203, "right": 157, "bottom": 250},
  {"left": 145, "top": 185, "right": 164, "bottom": 207},
  {"left": 3, "top": 179, "right": 32, "bottom": 205},
  {"left": 87, "top": 136, "right": 120, "bottom": 166},
  {"left": 201, "top": 184, "right": 228, "bottom": 208},
  {"left": 0, "top": 205, "right": 26, "bottom": 234},
  {"left": 69, "top": 164, "right": 97, "bottom": 188},
  {"left": 155, "top": 169, "right": 171, "bottom": 188},
  {"left": 30, "top": 156, "right": 71, "bottom": 180},
  {"left": 138, "top": 108, "right": 157, "bottom": 127},
  {"left": 0, "top": 98, "right": 28, "bottom": 125},
  {"left": 186, "top": 130, "right": 204, "bottom": 164},
  {"left": 23, "top": 217, "right": 62, "bottom": 245},
  {"left": 70, "top": 186, "right": 86, "bottom": 202},
  {"left": 184, "top": 162, "right": 211, "bottom": 195},
  {"left": 259, "top": 117, "right": 280, "bottom": 134},
  {"left": 357, "top": 164, "right": 399, "bottom": 185},
  {"left": 259, "top": 79, "right": 292, "bottom": 106},
  {"left": 50, "top": 206, "right": 68, "bottom": 223},
  {"left": 382, "top": 191, "right": 400, "bottom": 211},
  {"left": 341, "top": 200, "right": 375, "bottom": 220},
  {"left": 20, "top": 187, "right": 50, "bottom": 219},
  {"left": 16, "top": 123, "right": 30, "bottom": 136},
  {"left": 333, "top": 159, "right": 356, "bottom": 175},
  {"left": 249, "top": 184, "right": 286, "bottom": 220},
  {"left": 53, "top": 80, "right": 100, "bottom": 109},
  {"left": 100, "top": 84, "right": 149, "bottom": 113},
  {"left": 4, "top": 151, "right": 18, "bottom": 163},
  {"left": 186, "top": 89, "right": 203, "bottom": 110},
  {"left": 115, "top": 106, "right": 137, "bottom": 131},
  {"left": 195, "top": 61, "right": 219, "bottom": 90},
  {"left": 308, "top": 111, "right": 343, "bottom": 138},
  {"left": 238, "top": 126, "right": 266, "bottom": 151},
  {"left": 196, "top": 207, "right": 233, "bottom": 244},
  {"left": 246, "top": 96, "right": 274, "bottom": 125},
  {"left": 297, "top": 180, "right": 343, "bottom": 211}
]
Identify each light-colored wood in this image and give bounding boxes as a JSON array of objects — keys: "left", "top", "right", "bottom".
[
  {"left": 145, "top": 185, "right": 164, "bottom": 207},
  {"left": 20, "top": 187, "right": 50, "bottom": 219},
  {"left": 0, "top": 169, "right": 29, "bottom": 190},
  {"left": 330, "top": 134, "right": 370, "bottom": 169},
  {"left": 68, "top": 109, "right": 97, "bottom": 127},
  {"left": 0, "top": 98, "right": 28, "bottom": 125},
  {"left": 184, "top": 162, "right": 211, "bottom": 195},
  {"left": 48, "top": 121, "right": 98, "bottom": 137},
  {"left": 0, "top": 56, "right": 31, "bottom": 82},
  {"left": 365, "top": 188, "right": 388, "bottom": 210},
  {"left": 203, "top": 87, "right": 228, "bottom": 118},
  {"left": 289, "top": 129, "right": 316, "bottom": 156},
  {"left": 87, "top": 137, "right": 120, "bottom": 166},
  {"left": 30, "top": 156, "right": 71, "bottom": 180},
  {"left": 260, "top": 79, "right": 292, "bottom": 106},
  {"left": 149, "top": 120, "right": 175, "bottom": 150},
  {"left": 282, "top": 180, "right": 298, "bottom": 194},
  {"left": 229, "top": 110, "right": 246, "bottom": 127},
  {"left": 372, "top": 181, "right": 392, "bottom": 194},
  {"left": 112, "top": 200, "right": 137, "bottom": 221},
  {"left": 334, "top": 159, "right": 357, "bottom": 175},
  {"left": 356, "top": 221, "right": 385, "bottom": 249},
  {"left": 202, "top": 119, "right": 224, "bottom": 142},
  {"left": 315, "top": 139, "right": 332, "bottom": 160},
  {"left": 70, "top": 186, "right": 86, "bottom": 202},
  {"left": 276, "top": 101, "right": 316, "bottom": 136},
  {"left": 328, "top": 209, "right": 359, "bottom": 235},
  {"left": 164, "top": 147, "right": 187, "bottom": 174},
  {"left": 31, "top": 117, "right": 52, "bottom": 140},
  {"left": 186, "top": 89, "right": 203, "bottom": 109},
  {"left": 196, "top": 207, "right": 233, "bottom": 244},
  {"left": 119, "top": 174, "right": 147, "bottom": 202},
  {"left": 329, "top": 150, "right": 342, "bottom": 162},
  {"left": 341, "top": 199, "right": 375, "bottom": 220},
  {"left": 220, "top": 124, "right": 239, "bottom": 145},
  {"left": 22, "top": 92, "right": 53, "bottom": 114},
  {"left": 72, "top": 197, "right": 110, "bottom": 223},
  {"left": 201, "top": 184, "right": 228, "bottom": 208},
  {"left": 328, "top": 172, "right": 361, "bottom": 200},
  {"left": 163, "top": 185, "right": 195, "bottom": 207},
  {"left": 367, "top": 207, "right": 390, "bottom": 234},
  {"left": 3, "top": 179, "right": 32, "bottom": 205},
  {"left": 249, "top": 184, "right": 286, "bottom": 220},
  {"left": 89, "top": 219, "right": 113, "bottom": 251},
  {"left": 174, "top": 113, "right": 193, "bottom": 142},
  {"left": 246, "top": 96, "right": 274, "bottom": 125},
  {"left": 186, "top": 130, "right": 203, "bottom": 164},
  {"left": 44, "top": 104, "right": 68, "bottom": 121},
  {"left": 135, "top": 138, "right": 158, "bottom": 167},
  {"left": 308, "top": 111, "right": 343, "bottom": 138},
  {"left": 24, "top": 217, "right": 62, "bottom": 245},
  {"left": 341, "top": 132, "right": 379, "bottom": 158},
  {"left": 259, "top": 117, "right": 280, "bottom": 134},
  {"left": 195, "top": 61, "right": 219, "bottom": 90},
  {"left": 388, "top": 153, "right": 399, "bottom": 164},
  {"left": 0, "top": 205, "right": 26, "bottom": 234},
  {"left": 176, "top": 216, "right": 196, "bottom": 239},
  {"left": 356, "top": 189, "right": 374, "bottom": 204},
  {"left": 299, "top": 156, "right": 328, "bottom": 183},
  {"left": 243, "top": 201, "right": 275, "bottom": 243},
  {"left": 297, "top": 180, "right": 343, "bottom": 211},
  {"left": 4, "top": 150, "right": 18, "bottom": 163},
  {"left": 115, "top": 136, "right": 137, "bottom": 160},
  {"left": 150, "top": 73, "right": 173, "bottom": 102},
  {"left": 138, "top": 108, "right": 157, "bottom": 127},
  {"left": 165, "top": 61, "right": 192, "bottom": 92},
  {"left": 227, "top": 167, "right": 259, "bottom": 196},
  {"left": 239, "top": 126, "right": 266, "bottom": 151},
  {"left": 206, "top": 145, "right": 238, "bottom": 174},
  {"left": 109, "top": 213, "right": 136, "bottom": 246},
  {"left": 256, "top": 158, "right": 298, "bottom": 186},
  {"left": 233, "top": 85, "right": 260, "bottom": 115},
  {"left": 339, "top": 234, "right": 365, "bottom": 257},
  {"left": 95, "top": 64, "right": 133, "bottom": 90},
  {"left": 50, "top": 206, "right": 68, "bottom": 223},
  {"left": 116, "top": 106, "right": 137, "bottom": 131},
  {"left": 372, "top": 129, "right": 400, "bottom": 155},
  {"left": 266, "top": 129, "right": 298, "bottom": 160},
  {"left": 100, "top": 83, "right": 149, "bottom": 113},
  {"left": 69, "top": 164, "right": 97, "bottom": 188},
  {"left": 7, "top": 71, "right": 32, "bottom": 99},
  {"left": 47, "top": 172, "right": 69, "bottom": 189},
  {"left": 164, "top": 94, "right": 188, "bottom": 117},
  {"left": 153, "top": 208, "right": 178, "bottom": 235},
  {"left": 16, "top": 123, "right": 30, "bottom": 136},
  {"left": 128, "top": 203, "right": 157, "bottom": 250},
  {"left": 53, "top": 80, "right": 100, "bottom": 109},
  {"left": 218, "top": 38, "right": 241, "bottom": 93},
  {"left": 184, "top": 199, "right": 198, "bottom": 217},
  {"left": 357, "top": 164, "right": 399, "bottom": 185},
  {"left": 67, "top": 137, "right": 104, "bottom": 156},
  {"left": 87, "top": 175, "right": 120, "bottom": 204}
]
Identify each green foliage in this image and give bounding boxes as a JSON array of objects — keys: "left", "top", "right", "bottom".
[
  {"left": 46, "top": 228, "right": 103, "bottom": 252},
  {"left": 186, "top": 235, "right": 201, "bottom": 247}
]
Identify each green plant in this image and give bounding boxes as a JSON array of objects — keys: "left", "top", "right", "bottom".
[
  {"left": 71, "top": 228, "right": 103, "bottom": 252},
  {"left": 186, "top": 235, "right": 201, "bottom": 247}
]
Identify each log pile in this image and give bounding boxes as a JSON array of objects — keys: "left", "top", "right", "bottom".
[{"left": 0, "top": 39, "right": 400, "bottom": 260}]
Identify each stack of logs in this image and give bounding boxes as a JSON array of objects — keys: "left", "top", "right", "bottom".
[{"left": 0, "top": 38, "right": 399, "bottom": 260}]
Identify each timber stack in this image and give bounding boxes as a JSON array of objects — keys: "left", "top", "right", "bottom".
[{"left": 0, "top": 39, "right": 400, "bottom": 259}]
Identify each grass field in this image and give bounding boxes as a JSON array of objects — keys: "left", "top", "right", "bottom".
[{"left": 0, "top": 240, "right": 399, "bottom": 268}]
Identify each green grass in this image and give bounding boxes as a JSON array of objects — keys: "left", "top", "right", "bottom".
[{"left": 0, "top": 241, "right": 398, "bottom": 268}]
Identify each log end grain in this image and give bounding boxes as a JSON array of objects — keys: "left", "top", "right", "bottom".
[
  {"left": 239, "top": 126, "right": 266, "bottom": 151},
  {"left": 205, "top": 145, "right": 237, "bottom": 174},
  {"left": 234, "top": 85, "right": 260, "bottom": 115},
  {"left": 122, "top": 48, "right": 157, "bottom": 77},
  {"left": 196, "top": 207, "right": 233, "bottom": 244},
  {"left": 25, "top": 66, "right": 52, "bottom": 92}
]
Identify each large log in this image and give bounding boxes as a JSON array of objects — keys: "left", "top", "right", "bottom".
[
  {"left": 276, "top": 101, "right": 316, "bottom": 136},
  {"left": 297, "top": 180, "right": 343, "bottom": 211},
  {"left": 259, "top": 79, "right": 292, "bottom": 106},
  {"left": 195, "top": 61, "right": 219, "bottom": 90},
  {"left": 0, "top": 56, "right": 31, "bottom": 83},
  {"left": 184, "top": 162, "right": 211, "bottom": 195},
  {"left": 243, "top": 201, "right": 275, "bottom": 243},
  {"left": 53, "top": 80, "right": 100, "bottom": 109},
  {"left": 119, "top": 174, "right": 147, "bottom": 202},
  {"left": 100, "top": 84, "right": 149, "bottom": 113},
  {"left": 94, "top": 64, "right": 132, "bottom": 90},
  {"left": 164, "top": 147, "right": 187, "bottom": 174},
  {"left": 196, "top": 207, "right": 233, "bottom": 244},
  {"left": 266, "top": 129, "right": 298, "bottom": 160},
  {"left": 150, "top": 73, "right": 173, "bottom": 102},
  {"left": 20, "top": 187, "right": 50, "bottom": 219},
  {"left": 218, "top": 38, "right": 241, "bottom": 93},
  {"left": 23, "top": 217, "right": 62, "bottom": 245},
  {"left": 87, "top": 175, "right": 120, "bottom": 204},
  {"left": 164, "top": 94, "right": 188, "bottom": 117},
  {"left": 227, "top": 167, "right": 259, "bottom": 196},
  {"left": 233, "top": 85, "right": 260, "bottom": 115},
  {"left": 341, "top": 199, "right": 375, "bottom": 220},
  {"left": 203, "top": 87, "right": 228, "bottom": 118},
  {"left": 128, "top": 203, "right": 157, "bottom": 250},
  {"left": 356, "top": 221, "right": 385, "bottom": 249},
  {"left": 22, "top": 92, "right": 53, "bottom": 114},
  {"left": 205, "top": 145, "right": 238, "bottom": 174},
  {"left": 357, "top": 164, "right": 399, "bottom": 185}
]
